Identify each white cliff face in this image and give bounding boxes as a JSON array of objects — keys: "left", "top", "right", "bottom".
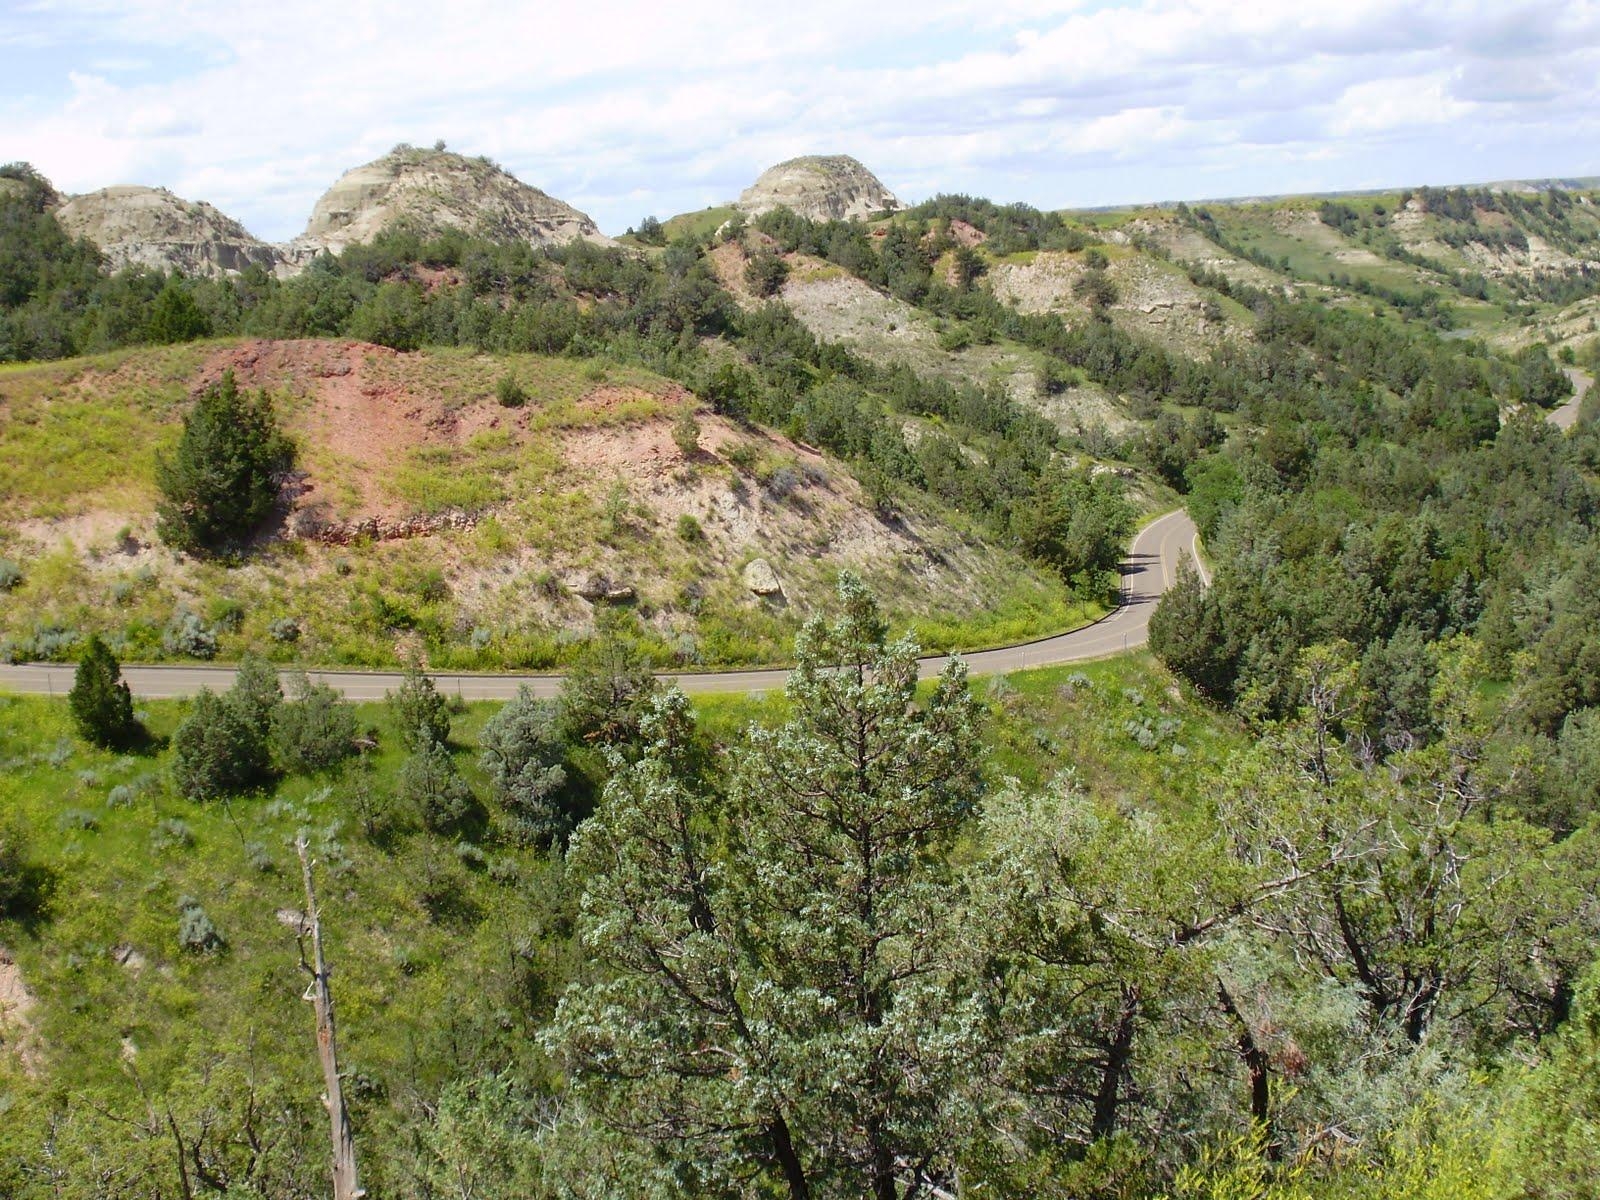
[
  {"left": 286, "top": 146, "right": 612, "bottom": 262},
  {"left": 54, "top": 186, "right": 284, "bottom": 277},
  {"left": 737, "top": 155, "right": 905, "bottom": 222}
]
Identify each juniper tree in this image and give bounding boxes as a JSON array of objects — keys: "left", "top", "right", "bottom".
[
  {"left": 170, "top": 658, "right": 281, "bottom": 800},
  {"left": 155, "top": 370, "right": 293, "bottom": 554},
  {"left": 388, "top": 665, "right": 451, "bottom": 751},
  {"left": 399, "top": 733, "right": 472, "bottom": 835},
  {"left": 479, "top": 686, "right": 570, "bottom": 847},
  {"left": 68, "top": 634, "right": 138, "bottom": 749},
  {"left": 549, "top": 576, "right": 986, "bottom": 1199}
]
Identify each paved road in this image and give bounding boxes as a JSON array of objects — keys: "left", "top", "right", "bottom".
[
  {"left": 1550, "top": 367, "right": 1593, "bottom": 432},
  {"left": 0, "top": 510, "right": 1204, "bottom": 702}
]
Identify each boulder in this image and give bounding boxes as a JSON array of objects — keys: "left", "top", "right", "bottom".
[{"left": 742, "top": 558, "right": 783, "bottom": 596}]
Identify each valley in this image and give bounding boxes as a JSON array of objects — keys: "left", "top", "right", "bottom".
[{"left": 2, "top": 142, "right": 1599, "bottom": 1200}]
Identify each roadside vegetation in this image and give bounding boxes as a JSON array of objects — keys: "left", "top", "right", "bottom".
[
  {"left": 3, "top": 156, "right": 1599, "bottom": 1196},
  {"left": 2, "top": 583, "right": 1595, "bottom": 1198}
]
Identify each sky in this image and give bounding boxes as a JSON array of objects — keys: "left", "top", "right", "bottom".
[{"left": 4, "top": 0, "right": 1600, "bottom": 241}]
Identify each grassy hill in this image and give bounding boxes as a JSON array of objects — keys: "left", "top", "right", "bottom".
[{"left": 0, "top": 339, "right": 1092, "bottom": 670}]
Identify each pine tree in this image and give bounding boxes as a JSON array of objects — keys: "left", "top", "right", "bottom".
[
  {"left": 155, "top": 370, "right": 293, "bottom": 553},
  {"left": 68, "top": 634, "right": 138, "bottom": 748}
]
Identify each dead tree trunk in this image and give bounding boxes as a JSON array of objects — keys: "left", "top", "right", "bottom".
[{"left": 296, "top": 837, "right": 364, "bottom": 1200}]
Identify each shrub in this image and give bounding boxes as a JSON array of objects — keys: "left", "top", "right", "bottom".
[
  {"left": 744, "top": 250, "right": 789, "bottom": 297},
  {"left": 0, "top": 819, "right": 46, "bottom": 919},
  {"left": 495, "top": 373, "right": 528, "bottom": 407},
  {"left": 28, "top": 624, "right": 82, "bottom": 661},
  {"left": 676, "top": 513, "right": 704, "bottom": 543},
  {"left": 272, "top": 671, "right": 359, "bottom": 774},
  {"left": 69, "top": 635, "right": 139, "bottom": 749},
  {"left": 388, "top": 665, "right": 451, "bottom": 750},
  {"left": 268, "top": 616, "right": 302, "bottom": 643},
  {"left": 479, "top": 687, "right": 572, "bottom": 847},
  {"left": 672, "top": 407, "right": 701, "bottom": 456},
  {"left": 163, "top": 611, "right": 218, "bottom": 660},
  {"left": 151, "top": 818, "right": 195, "bottom": 850},
  {"left": 244, "top": 841, "right": 275, "bottom": 873},
  {"left": 0, "top": 558, "right": 21, "bottom": 590},
  {"left": 763, "top": 466, "right": 802, "bottom": 499},
  {"left": 560, "top": 611, "right": 659, "bottom": 746},
  {"left": 155, "top": 370, "right": 294, "bottom": 554},
  {"left": 176, "top": 897, "right": 223, "bottom": 953},
  {"left": 170, "top": 674, "right": 278, "bottom": 801}
]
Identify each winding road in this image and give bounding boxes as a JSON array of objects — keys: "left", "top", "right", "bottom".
[
  {"left": 1549, "top": 367, "right": 1593, "bottom": 432},
  {"left": 0, "top": 510, "right": 1204, "bottom": 702}
]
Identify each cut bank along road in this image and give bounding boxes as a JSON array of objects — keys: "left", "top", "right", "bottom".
[{"left": 0, "top": 510, "right": 1204, "bottom": 702}]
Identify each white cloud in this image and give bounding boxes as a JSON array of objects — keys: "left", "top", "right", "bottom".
[{"left": 3, "top": 0, "right": 1599, "bottom": 237}]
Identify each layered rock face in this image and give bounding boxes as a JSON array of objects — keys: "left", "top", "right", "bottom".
[
  {"left": 287, "top": 145, "right": 610, "bottom": 260},
  {"left": 54, "top": 186, "right": 283, "bottom": 277},
  {"left": 737, "top": 155, "right": 905, "bottom": 222}
]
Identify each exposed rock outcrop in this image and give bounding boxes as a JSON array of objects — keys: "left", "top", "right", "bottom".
[
  {"left": 737, "top": 155, "right": 904, "bottom": 222},
  {"left": 574, "top": 573, "right": 635, "bottom": 603},
  {"left": 742, "top": 557, "right": 783, "bottom": 597},
  {"left": 289, "top": 508, "right": 480, "bottom": 545},
  {"left": 55, "top": 185, "right": 283, "bottom": 277},
  {"left": 286, "top": 145, "right": 610, "bottom": 262}
]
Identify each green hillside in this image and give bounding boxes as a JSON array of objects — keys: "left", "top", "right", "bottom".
[{"left": 3, "top": 159, "right": 1600, "bottom": 1198}]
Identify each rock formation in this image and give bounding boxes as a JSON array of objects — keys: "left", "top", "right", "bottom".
[
  {"left": 54, "top": 186, "right": 283, "bottom": 277},
  {"left": 742, "top": 557, "right": 783, "bottom": 597},
  {"left": 286, "top": 145, "right": 610, "bottom": 261},
  {"left": 737, "top": 155, "right": 905, "bottom": 222}
]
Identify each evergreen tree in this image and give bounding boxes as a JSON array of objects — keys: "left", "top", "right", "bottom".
[
  {"left": 550, "top": 576, "right": 985, "bottom": 1199},
  {"left": 388, "top": 665, "right": 451, "bottom": 751},
  {"left": 170, "top": 660, "right": 282, "bottom": 800},
  {"left": 171, "top": 688, "right": 271, "bottom": 800},
  {"left": 478, "top": 687, "right": 571, "bottom": 847},
  {"left": 68, "top": 634, "right": 138, "bottom": 749},
  {"left": 558, "top": 610, "right": 657, "bottom": 747},
  {"left": 147, "top": 279, "right": 210, "bottom": 344},
  {"left": 399, "top": 733, "right": 472, "bottom": 835},
  {"left": 155, "top": 370, "right": 293, "bottom": 553}
]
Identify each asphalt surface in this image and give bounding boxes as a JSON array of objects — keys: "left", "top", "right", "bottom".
[
  {"left": 0, "top": 509, "right": 1204, "bottom": 702},
  {"left": 1550, "top": 368, "right": 1593, "bottom": 432}
]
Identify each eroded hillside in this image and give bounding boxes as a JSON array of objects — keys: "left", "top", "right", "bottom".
[{"left": 0, "top": 340, "right": 1089, "bottom": 669}]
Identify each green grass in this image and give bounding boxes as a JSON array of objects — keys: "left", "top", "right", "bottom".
[
  {"left": 0, "top": 343, "right": 215, "bottom": 521},
  {"left": 0, "top": 649, "right": 1235, "bottom": 1085},
  {"left": 663, "top": 205, "right": 740, "bottom": 244},
  {"left": 0, "top": 690, "right": 537, "bottom": 1096},
  {"left": 977, "top": 653, "right": 1245, "bottom": 815},
  {"left": 1208, "top": 204, "right": 1434, "bottom": 295}
]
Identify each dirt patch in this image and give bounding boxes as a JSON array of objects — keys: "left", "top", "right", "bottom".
[
  {"left": 943, "top": 219, "right": 987, "bottom": 248},
  {"left": 0, "top": 946, "right": 41, "bottom": 1077},
  {"left": 707, "top": 235, "right": 781, "bottom": 306},
  {"left": 198, "top": 339, "right": 501, "bottom": 528}
]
